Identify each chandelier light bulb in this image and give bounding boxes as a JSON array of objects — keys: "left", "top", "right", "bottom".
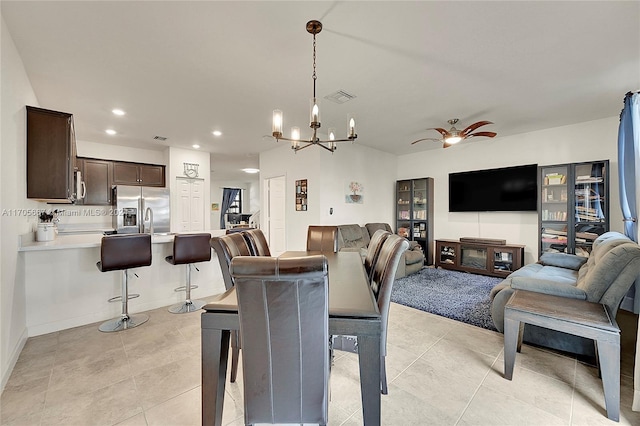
[
  {"left": 310, "top": 99, "right": 320, "bottom": 125},
  {"left": 328, "top": 128, "right": 336, "bottom": 141},
  {"left": 272, "top": 110, "right": 283, "bottom": 136},
  {"left": 291, "top": 127, "right": 300, "bottom": 140},
  {"left": 348, "top": 117, "right": 356, "bottom": 138}
]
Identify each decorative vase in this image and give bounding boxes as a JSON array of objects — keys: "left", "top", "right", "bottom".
[{"left": 350, "top": 194, "right": 361, "bottom": 202}]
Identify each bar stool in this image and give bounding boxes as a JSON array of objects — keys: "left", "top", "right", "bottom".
[
  {"left": 96, "top": 234, "right": 152, "bottom": 332},
  {"left": 165, "top": 233, "right": 211, "bottom": 314}
]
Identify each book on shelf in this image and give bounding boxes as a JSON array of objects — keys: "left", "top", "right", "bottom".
[
  {"left": 545, "top": 173, "right": 566, "bottom": 185},
  {"left": 543, "top": 228, "right": 567, "bottom": 236},
  {"left": 576, "top": 176, "right": 604, "bottom": 183}
]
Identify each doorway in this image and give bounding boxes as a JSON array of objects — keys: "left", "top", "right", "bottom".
[
  {"left": 176, "top": 177, "right": 204, "bottom": 232},
  {"left": 265, "top": 175, "right": 286, "bottom": 255}
]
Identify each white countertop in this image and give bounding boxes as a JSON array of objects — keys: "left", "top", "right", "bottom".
[{"left": 19, "top": 230, "right": 226, "bottom": 252}]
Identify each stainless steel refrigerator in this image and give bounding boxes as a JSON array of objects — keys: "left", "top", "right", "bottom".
[{"left": 113, "top": 185, "right": 170, "bottom": 234}]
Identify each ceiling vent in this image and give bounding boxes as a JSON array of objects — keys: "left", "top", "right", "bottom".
[
  {"left": 324, "top": 90, "right": 356, "bottom": 104},
  {"left": 153, "top": 135, "right": 168, "bottom": 141}
]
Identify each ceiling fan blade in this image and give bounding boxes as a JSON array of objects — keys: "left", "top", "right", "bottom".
[
  {"left": 460, "top": 121, "right": 493, "bottom": 137},
  {"left": 465, "top": 131, "right": 497, "bottom": 139},
  {"left": 426, "top": 127, "right": 449, "bottom": 137},
  {"left": 411, "top": 137, "right": 441, "bottom": 145}
]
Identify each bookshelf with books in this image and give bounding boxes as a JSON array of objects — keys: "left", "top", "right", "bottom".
[
  {"left": 539, "top": 160, "right": 609, "bottom": 257},
  {"left": 396, "top": 177, "right": 434, "bottom": 265}
]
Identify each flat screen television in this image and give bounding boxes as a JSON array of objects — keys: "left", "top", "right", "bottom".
[{"left": 449, "top": 164, "right": 538, "bottom": 212}]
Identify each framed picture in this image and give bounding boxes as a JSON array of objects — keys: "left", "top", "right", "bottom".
[
  {"left": 296, "top": 179, "right": 307, "bottom": 211},
  {"left": 211, "top": 203, "right": 219, "bottom": 211},
  {"left": 345, "top": 181, "right": 364, "bottom": 204}
]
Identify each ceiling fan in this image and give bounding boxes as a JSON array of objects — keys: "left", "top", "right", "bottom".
[{"left": 411, "top": 118, "right": 497, "bottom": 148}]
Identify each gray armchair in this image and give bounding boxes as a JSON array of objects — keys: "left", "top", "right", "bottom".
[{"left": 490, "top": 231, "right": 640, "bottom": 356}]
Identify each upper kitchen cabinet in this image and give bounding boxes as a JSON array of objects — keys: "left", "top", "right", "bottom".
[
  {"left": 112, "top": 161, "right": 165, "bottom": 187},
  {"left": 26, "top": 106, "right": 78, "bottom": 202},
  {"left": 76, "top": 158, "right": 113, "bottom": 205}
]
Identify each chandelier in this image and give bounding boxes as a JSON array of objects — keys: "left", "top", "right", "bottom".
[{"left": 271, "top": 20, "right": 357, "bottom": 153}]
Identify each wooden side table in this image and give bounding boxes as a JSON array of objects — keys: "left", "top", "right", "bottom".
[{"left": 503, "top": 290, "right": 621, "bottom": 421}]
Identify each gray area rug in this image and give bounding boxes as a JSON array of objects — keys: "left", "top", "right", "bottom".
[{"left": 391, "top": 267, "right": 502, "bottom": 331}]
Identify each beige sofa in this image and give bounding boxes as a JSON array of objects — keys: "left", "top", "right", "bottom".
[{"left": 337, "top": 223, "right": 424, "bottom": 278}]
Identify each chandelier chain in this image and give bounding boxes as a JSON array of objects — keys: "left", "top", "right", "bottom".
[{"left": 312, "top": 33, "right": 317, "bottom": 98}]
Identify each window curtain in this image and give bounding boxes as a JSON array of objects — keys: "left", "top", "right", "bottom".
[
  {"left": 618, "top": 92, "right": 640, "bottom": 412},
  {"left": 220, "top": 188, "right": 240, "bottom": 229}
]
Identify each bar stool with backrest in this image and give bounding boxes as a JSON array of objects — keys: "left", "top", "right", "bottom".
[
  {"left": 210, "top": 233, "right": 253, "bottom": 382},
  {"left": 230, "top": 255, "right": 330, "bottom": 425},
  {"left": 165, "top": 233, "right": 211, "bottom": 314},
  {"left": 241, "top": 228, "right": 271, "bottom": 256},
  {"left": 370, "top": 234, "right": 409, "bottom": 394},
  {"left": 96, "top": 233, "right": 152, "bottom": 332},
  {"left": 306, "top": 225, "right": 338, "bottom": 253}
]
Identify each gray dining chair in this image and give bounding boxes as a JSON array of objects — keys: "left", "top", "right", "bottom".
[
  {"left": 242, "top": 228, "right": 271, "bottom": 256},
  {"left": 230, "top": 255, "right": 330, "bottom": 425},
  {"left": 210, "top": 233, "right": 253, "bottom": 383},
  {"left": 370, "top": 234, "right": 410, "bottom": 394},
  {"left": 306, "top": 225, "right": 338, "bottom": 253},
  {"left": 364, "top": 229, "right": 391, "bottom": 282}
]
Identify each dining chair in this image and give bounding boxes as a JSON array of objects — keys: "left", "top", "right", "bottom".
[
  {"left": 241, "top": 228, "right": 271, "bottom": 256},
  {"left": 230, "top": 255, "right": 330, "bottom": 425},
  {"left": 210, "top": 233, "right": 253, "bottom": 383},
  {"left": 370, "top": 234, "right": 410, "bottom": 394},
  {"left": 306, "top": 225, "right": 338, "bottom": 253},
  {"left": 364, "top": 229, "right": 391, "bottom": 282}
]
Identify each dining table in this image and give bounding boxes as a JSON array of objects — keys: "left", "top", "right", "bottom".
[{"left": 201, "top": 250, "right": 382, "bottom": 425}]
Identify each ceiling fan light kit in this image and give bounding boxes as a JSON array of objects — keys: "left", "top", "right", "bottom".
[
  {"left": 270, "top": 20, "right": 357, "bottom": 153},
  {"left": 411, "top": 118, "right": 497, "bottom": 148}
]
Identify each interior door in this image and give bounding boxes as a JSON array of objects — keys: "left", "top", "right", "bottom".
[
  {"left": 176, "top": 177, "right": 204, "bottom": 232},
  {"left": 266, "top": 176, "right": 286, "bottom": 255}
]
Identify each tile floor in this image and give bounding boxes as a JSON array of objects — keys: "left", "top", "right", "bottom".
[{"left": 1, "top": 299, "right": 639, "bottom": 425}]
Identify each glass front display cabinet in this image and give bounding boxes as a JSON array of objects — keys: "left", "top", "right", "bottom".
[{"left": 539, "top": 160, "right": 609, "bottom": 257}]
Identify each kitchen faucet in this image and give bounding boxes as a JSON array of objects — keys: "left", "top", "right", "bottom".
[{"left": 144, "top": 207, "right": 153, "bottom": 234}]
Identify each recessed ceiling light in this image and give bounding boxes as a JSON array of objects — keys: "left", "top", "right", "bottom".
[
  {"left": 192, "top": 144, "right": 200, "bottom": 149},
  {"left": 105, "top": 129, "right": 117, "bottom": 135},
  {"left": 212, "top": 130, "right": 222, "bottom": 137},
  {"left": 112, "top": 109, "right": 125, "bottom": 116},
  {"left": 242, "top": 168, "right": 260, "bottom": 174}
]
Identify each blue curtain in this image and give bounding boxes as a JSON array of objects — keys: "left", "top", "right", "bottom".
[
  {"left": 220, "top": 188, "right": 240, "bottom": 229},
  {"left": 618, "top": 92, "right": 640, "bottom": 314}
]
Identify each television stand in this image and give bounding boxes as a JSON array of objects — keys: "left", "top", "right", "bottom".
[{"left": 435, "top": 239, "right": 525, "bottom": 278}]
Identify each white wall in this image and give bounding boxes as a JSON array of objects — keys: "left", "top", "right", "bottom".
[
  {"left": 259, "top": 142, "right": 397, "bottom": 251},
  {"left": 398, "top": 116, "right": 622, "bottom": 265},
  {"left": 1, "top": 17, "right": 42, "bottom": 389},
  {"left": 76, "top": 140, "right": 165, "bottom": 164}
]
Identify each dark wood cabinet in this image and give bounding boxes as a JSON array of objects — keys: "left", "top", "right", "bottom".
[
  {"left": 113, "top": 161, "right": 165, "bottom": 186},
  {"left": 539, "top": 160, "right": 609, "bottom": 257},
  {"left": 77, "top": 158, "right": 113, "bottom": 205},
  {"left": 396, "top": 178, "right": 434, "bottom": 265},
  {"left": 26, "top": 106, "right": 77, "bottom": 202},
  {"left": 436, "top": 239, "right": 525, "bottom": 278}
]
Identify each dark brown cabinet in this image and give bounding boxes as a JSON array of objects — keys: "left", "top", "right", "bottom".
[
  {"left": 77, "top": 158, "right": 113, "bottom": 205},
  {"left": 113, "top": 162, "right": 165, "bottom": 187},
  {"left": 26, "top": 106, "right": 77, "bottom": 202},
  {"left": 539, "top": 160, "right": 609, "bottom": 257},
  {"left": 436, "top": 239, "right": 525, "bottom": 278},
  {"left": 396, "top": 178, "right": 434, "bottom": 265}
]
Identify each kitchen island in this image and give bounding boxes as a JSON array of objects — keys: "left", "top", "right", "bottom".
[{"left": 19, "top": 230, "right": 226, "bottom": 336}]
